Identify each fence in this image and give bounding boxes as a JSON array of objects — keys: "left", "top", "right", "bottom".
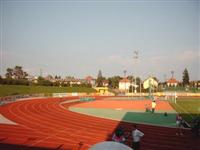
[{"left": 0, "top": 94, "right": 45, "bottom": 106}]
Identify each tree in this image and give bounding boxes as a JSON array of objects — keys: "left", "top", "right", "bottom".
[
  {"left": 96, "top": 70, "right": 104, "bottom": 87},
  {"left": 13, "top": 66, "right": 28, "bottom": 79},
  {"left": 37, "top": 76, "right": 52, "bottom": 86},
  {"left": 5, "top": 66, "right": 28, "bottom": 79},
  {"left": 0, "top": 75, "right": 2, "bottom": 84},
  {"left": 97, "top": 70, "right": 102, "bottom": 79},
  {"left": 108, "top": 76, "right": 121, "bottom": 88},
  {"left": 182, "top": 68, "right": 189, "bottom": 86},
  {"left": 127, "top": 76, "right": 142, "bottom": 85},
  {"left": 6, "top": 68, "right": 13, "bottom": 78},
  {"left": 128, "top": 76, "right": 142, "bottom": 92}
]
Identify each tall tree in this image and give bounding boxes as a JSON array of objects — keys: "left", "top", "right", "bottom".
[
  {"left": 96, "top": 70, "right": 104, "bottom": 87},
  {"left": 97, "top": 70, "right": 102, "bottom": 78},
  {"left": 182, "top": 68, "right": 189, "bottom": 86}
]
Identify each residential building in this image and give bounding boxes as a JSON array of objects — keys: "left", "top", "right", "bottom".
[
  {"left": 143, "top": 77, "right": 158, "bottom": 89},
  {"left": 167, "top": 78, "right": 179, "bottom": 87},
  {"left": 102, "top": 80, "right": 109, "bottom": 87},
  {"left": 85, "top": 76, "right": 96, "bottom": 87},
  {"left": 119, "top": 78, "right": 131, "bottom": 92}
]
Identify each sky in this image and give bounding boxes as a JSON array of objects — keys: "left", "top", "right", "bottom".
[{"left": 0, "top": 0, "right": 199, "bottom": 82}]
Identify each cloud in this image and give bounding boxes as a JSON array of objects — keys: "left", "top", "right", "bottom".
[
  {"left": 115, "top": 50, "right": 199, "bottom": 80},
  {"left": 177, "top": 50, "right": 199, "bottom": 61},
  {"left": 143, "top": 50, "right": 198, "bottom": 67}
]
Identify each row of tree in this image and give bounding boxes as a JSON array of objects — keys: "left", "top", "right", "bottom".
[
  {"left": 96, "top": 68, "right": 192, "bottom": 89},
  {"left": 0, "top": 66, "right": 192, "bottom": 89},
  {"left": 0, "top": 66, "right": 92, "bottom": 87}
]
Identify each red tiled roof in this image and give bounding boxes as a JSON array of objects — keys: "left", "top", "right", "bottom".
[
  {"left": 85, "top": 76, "right": 94, "bottom": 81},
  {"left": 120, "top": 78, "right": 130, "bottom": 83},
  {"left": 103, "top": 80, "right": 109, "bottom": 83},
  {"left": 167, "top": 78, "right": 178, "bottom": 83}
]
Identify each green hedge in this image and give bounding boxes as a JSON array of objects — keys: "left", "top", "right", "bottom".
[{"left": 0, "top": 85, "right": 96, "bottom": 97}]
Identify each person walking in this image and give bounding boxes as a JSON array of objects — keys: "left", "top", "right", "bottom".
[
  {"left": 132, "top": 125, "right": 144, "bottom": 150},
  {"left": 176, "top": 113, "right": 183, "bottom": 136}
]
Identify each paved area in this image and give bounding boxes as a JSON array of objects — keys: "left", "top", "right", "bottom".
[{"left": 0, "top": 114, "right": 17, "bottom": 125}]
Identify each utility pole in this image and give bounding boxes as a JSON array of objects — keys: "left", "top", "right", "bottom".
[
  {"left": 133, "top": 51, "right": 139, "bottom": 94},
  {"left": 123, "top": 70, "right": 127, "bottom": 93},
  {"left": 171, "top": 70, "right": 174, "bottom": 78},
  {"left": 40, "top": 68, "right": 43, "bottom": 77}
]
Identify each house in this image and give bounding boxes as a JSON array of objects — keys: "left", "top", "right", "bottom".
[
  {"left": 94, "top": 87, "right": 109, "bottom": 95},
  {"left": 143, "top": 77, "right": 158, "bottom": 89},
  {"left": 85, "top": 76, "right": 96, "bottom": 87},
  {"left": 167, "top": 78, "right": 179, "bottom": 87},
  {"left": 102, "top": 80, "right": 109, "bottom": 87},
  {"left": 119, "top": 78, "right": 131, "bottom": 92},
  {"left": 70, "top": 79, "right": 82, "bottom": 85},
  {"left": 27, "top": 75, "right": 38, "bottom": 83},
  {"left": 190, "top": 80, "right": 200, "bottom": 89}
]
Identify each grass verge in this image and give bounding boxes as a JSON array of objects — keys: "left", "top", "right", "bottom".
[{"left": 0, "top": 84, "right": 96, "bottom": 97}]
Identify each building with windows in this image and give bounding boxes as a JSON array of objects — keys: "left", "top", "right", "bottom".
[
  {"left": 143, "top": 77, "right": 158, "bottom": 89},
  {"left": 119, "top": 78, "right": 131, "bottom": 92},
  {"left": 85, "top": 76, "right": 96, "bottom": 87},
  {"left": 167, "top": 78, "right": 179, "bottom": 87}
]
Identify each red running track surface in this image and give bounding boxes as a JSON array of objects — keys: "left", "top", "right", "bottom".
[
  {"left": 0, "top": 97, "right": 199, "bottom": 150},
  {"left": 72, "top": 100, "right": 174, "bottom": 111}
]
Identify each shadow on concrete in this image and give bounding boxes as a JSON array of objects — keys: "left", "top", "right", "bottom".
[{"left": 0, "top": 143, "right": 58, "bottom": 150}]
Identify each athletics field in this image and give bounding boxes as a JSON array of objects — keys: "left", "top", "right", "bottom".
[{"left": 70, "top": 97, "right": 177, "bottom": 127}]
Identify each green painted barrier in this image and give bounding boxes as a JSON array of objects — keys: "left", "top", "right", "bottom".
[{"left": 80, "top": 97, "right": 95, "bottom": 102}]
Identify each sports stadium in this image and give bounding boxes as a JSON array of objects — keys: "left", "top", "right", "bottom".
[{"left": 0, "top": 1, "right": 199, "bottom": 149}]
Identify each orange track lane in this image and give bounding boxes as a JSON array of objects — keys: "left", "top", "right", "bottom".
[
  {"left": 72, "top": 100, "right": 174, "bottom": 111},
  {"left": 0, "top": 97, "right": 199, "bottom": 150}
]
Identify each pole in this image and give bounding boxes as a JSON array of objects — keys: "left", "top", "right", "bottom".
[
  {"left": 132, "top": 76, "right": 134, "bottom": 97},
  {"left": 140, "top": 81, "right": 141, "bottom": 97},
  {"left": 133, "top": 51, "right": 138, "bottom": 95},
  {"left": 149, "top": 78, "right": 152, "bottom": 99},
  {"left": 124, "top": 70, "right": 127, "bottom": 94},
  {"left": 135, "top": 76, "right": 137, "bottom": 93}
]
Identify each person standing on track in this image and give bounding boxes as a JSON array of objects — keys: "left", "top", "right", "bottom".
[
  {"left": 132, "top": 125, "right": 144, "bottom": 150},
  {"left": 151, "top": 100, "right": 156, "bottom": 113}
]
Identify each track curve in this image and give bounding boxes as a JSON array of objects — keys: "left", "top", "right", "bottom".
[{"left": 0, "top": 97, "right": 199, "bottom": 150}]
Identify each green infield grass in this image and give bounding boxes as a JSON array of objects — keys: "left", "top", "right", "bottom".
[
  {"left": 169, "top": 97, "right": 200, "bottom": 123},
  {"left": 70, "top": 107, "right": 177, "bottom": 127},
  {"left": 69, "top": 97, "right": 200, "bottom": 127}
]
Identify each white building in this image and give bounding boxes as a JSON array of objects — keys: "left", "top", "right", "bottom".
[
  {"left": 167, "top": 78, "right": 179, "bottom": 87},
  {"left": 119, "top": 78, "right": 131, "bottom": 92},
  {"left": 143, "top": 77, "right": 158, "bottom": 89}
]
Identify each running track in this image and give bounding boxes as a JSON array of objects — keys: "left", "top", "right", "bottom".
[{"left": 0, "top": 97, "right": 199, "bottom": 150}]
